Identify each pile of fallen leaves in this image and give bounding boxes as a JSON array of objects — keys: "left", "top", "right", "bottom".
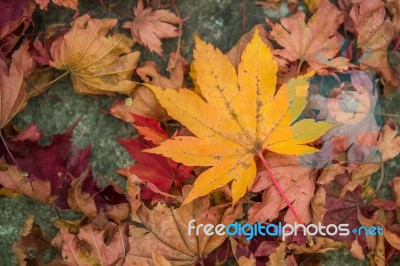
[{"left": 1, "top": 0, "right": 400, "bottom": 265}]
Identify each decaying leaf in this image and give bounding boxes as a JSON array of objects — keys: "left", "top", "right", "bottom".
[
  {"left": 248, "top": 152, "right": 314, "bottom": 224},
  {"left": 350, "top": 0, "right": 399, "bottom": 93},
  {"left": 124, "top": 186, "right": 242, "bottom": 265},
  {"left": 386, "top": 0, "right": 400, "bottom": 37},
  {"left": 267, "top": 0, "right": 351, "bottom": 74},
  {"left": 0, "top": 41, "right": 34, "bottom": 129},
  {"left": 0, "top": 122, "right": 129, "bottom": 221},
  {"left": 0, "top": 161, "right": 53, "bottom": 204},
  {"left": 122, "top": 0, "right": 180, "bottom": 57},
  {"left": 288, "top": 237, "right": 342, "bottom": 254},
  {"left": 256, "top": 0, "right": 298, "bottom": 9},
  {"left": 349, "top": 239, "right": 365, "bottom": 260},
  {"left": 0, "top": 0, "right": 36, "bottom": 55},
  {"left": 67, "top": 172, "right": 130, "bottom": 223},
  {"left": 35, "top": 0, "right": 78, "bottom": 10},
  {"left": 50, "top": 14, "right": 140, "bottom": 95},
  {"left": 111, "top": 52, "right": 187, "bottom": 122},
  {"left": 348, "top": 120, "right": 400, "bottom": 190},
  {"left": 13, "top": 216, "right": 67, "bottom": 265},
  {"left": 266, "top": 242, "right": 286, "bottom": 266},
  {"left": 145, "top": 29, "right": 332, "bottom": 204},
  {"left": 52, "top": 217, "right": 129, "bottom": 266}
]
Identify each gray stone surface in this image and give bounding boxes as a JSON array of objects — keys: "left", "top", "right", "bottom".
[{"left": 0, "top": 0, "right": 399, "bottom": 265}]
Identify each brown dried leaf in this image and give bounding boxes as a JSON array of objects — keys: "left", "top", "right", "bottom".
[
  {"left": 50, "top": 14, "right": 140, "bottom": 95},
  {"left": 0, "top": 159, "right": 53, "bottom": 204},
  {"left": 110, "top": 53, "right": 186, "bottom": 122},
  {"left": 267, "top": 0, "right": 350, "bottom": 74},
  {"left": 0, "top": 0, "right": 36, "bottom": 54},
  {"left": 248, "top": 153, "right": 314, "bottom": 224},
  {"left": 288, "top": 237, "right": 342, "bottom": 254},
  {"left": 52, "top": 218, "right": 129, "bottom": 266},
  {"left": 35, "top": 0, "right": 78, "bottom": 11},
  {"left": 0, "top": 41, "right": 34, "bottom": 128},
  {"left": 124, "top": 186, "right": 242, "bottom": 265},
  {"left": 350, "top": 0, "right": 399, "bottom": 93},
  {"left": 349, "top": 121, "right": 400, "bottom": 190},
  {"left": 67, "top": 172, "right": 130, "bottom": 223},
  {"left": 13, "top": 217, "right": 59, "bottom": 265},
  {"left": 349, "top": 239, "right": 365, "bottom": 261},
  {"left": 266, "top": 242, "right": 286, "bottom": 266},
  {"left": 122, "top": 0, "right": 180, "bottom": 57}
]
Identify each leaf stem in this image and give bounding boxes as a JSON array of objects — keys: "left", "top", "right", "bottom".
[
  {"left": 0, "top": 131, "right": 20, "bottom": 169},
  {"left": 32, "top": 71, "right": 69, "bottom": 92},
  {"left": 170, "top": 0, "right": 183, "bottom": 70},
  {"left": 297, "top": 59, "right": 304, "bottom": 76},
  {"left": 256, "top": 151, "right": 303, "bottom": 224},
  {"left": 381, "top": 113, "right": 400, "bottom": 118},
  {"left": 242, "top": 0, "right": 247, "bottom": 33}
]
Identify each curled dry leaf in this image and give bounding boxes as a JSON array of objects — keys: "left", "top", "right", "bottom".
[
  {"left": 124, "top": 186, "right": 242, "bottom": 266},
  {"left": 267, "top": 0, "right": 351, "bottom": 74},
  {"left": 52, "top": 218, "right": 129, "bottom": 266},
  {"left": 122, "top": 0, "right": 180, "bottom": 57},
  {"left": 0, "top": 0, "right": 36, "bottom": 55},
  {"left": 111, "top": 52, "right": 187, "bottom": 122},
  {"left": 0, "top": 122, "right": 89, "bottom": 208},
  {"left": 0, "top": 41, "right": 34, "bottom": 129},
  {"left": 0, "top": 122, "right": 129, "bottom": 222},
  {"left": 349, "top": 239, "right": 365, "bottom": 260},
  {"left": 50, "top": 14, "right": 140, "bottom": 95},
  {"left": 386, "top": 0, "right": 400, "bottom": 37},
  {"left": 0, "top": 160, "right": 53, "bottom": 204},
  {"left": 348, "top": 120, "right": 400, "bottom": 190},
  {"left": 26, "top": 66, "right": 54, "bottom": 98},
  {"left": 350, "top": 0, "right": 399, "bottom": 93},
  {"left": 67, "top": 172, "right": 130, "bottom": 223},
  {"left": 288, "top": 237, "right": 342, "bottom": 254},
  {"left": 266, "top": 242, "right": 286, "bottom": 266},
  {"left": 35, "top": 0, "right": 78, "bottom": 11},
  {"left": 358, "top": 209, "right": 400, "bottom": 251},
  {"left": 146, "top": 29, "right": 332, "bottom": 205},
  {"left": 13, "top": 216, "right": 67, "bottom": 265}
]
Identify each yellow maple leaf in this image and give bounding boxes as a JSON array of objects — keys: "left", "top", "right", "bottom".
[
  {"left": 50, "top": 14, "right": 140, "bottom": 95},
  {"left": 145, "top": 29, "right": 332, "bottom": 211}
]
